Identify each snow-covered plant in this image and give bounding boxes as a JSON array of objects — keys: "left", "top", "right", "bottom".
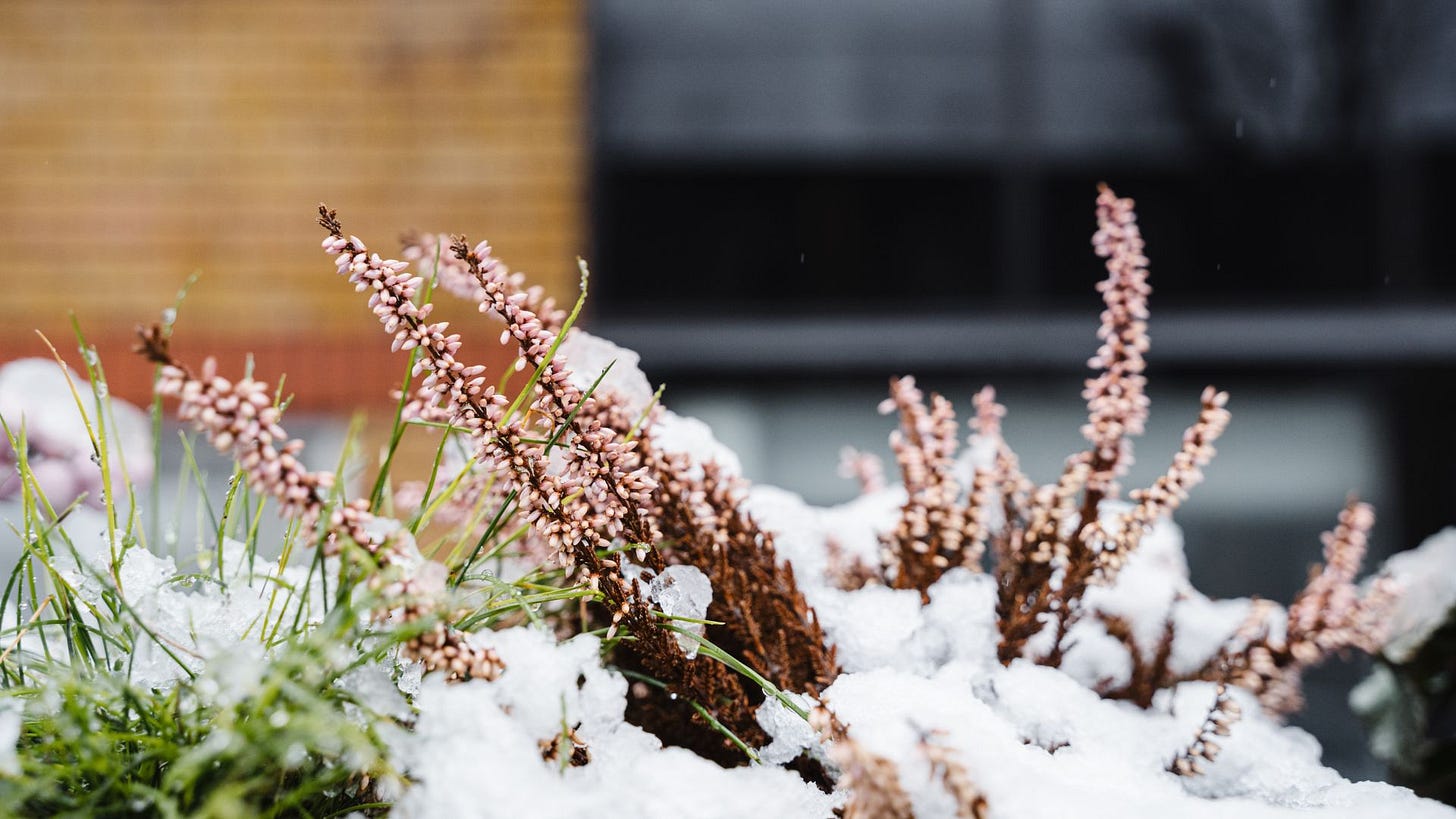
[
  {"left": 0, "top": 184, "right": 1447, "bottom": 818},
  {"left": 862, "top": 185, "right": 1396, "bottom": 717},
  {"left": 0, "top": 339, "right": 407, "bottom": 816},
  {"left": 1353, "top": 529, "right": 1456, "bottom": 802}
]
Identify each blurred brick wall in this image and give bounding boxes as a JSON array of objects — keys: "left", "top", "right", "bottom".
[{"left": 0, "top": 0, "right": 583, "bottom": 409}]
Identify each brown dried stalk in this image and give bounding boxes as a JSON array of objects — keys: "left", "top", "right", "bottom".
[
  {"left": 882, "top": 377, "right": 982, "bottom": 598},
  {"left": 920, "top": 733, "right": 990, "bottom": 819},
  {"left": 1168, "top": 683, "right": 1241, "bottom": 777},
  {"left": 1193, "top": 498, "right": 1398, "bottom": 713},
  {"left": 986, "top": 187, "right": 1229, "bottom": 667},
  {"left": 1097, "top": 613, "right": 1177, "bottom": 708},
  {"left": 810, "top": 706, "right": 915, "bottom": 819},
  {"left": 825, "top": 534, "right": 880, "bottom": 591}
]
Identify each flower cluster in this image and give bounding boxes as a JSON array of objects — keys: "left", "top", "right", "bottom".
[
  {"left": 1083, "top": 386, "right": 1231, "bottom": 575},
  {"left": 1082, "top": 182, "right": 1152, "bottom": 498},
  {"left": 320, "top": 208, "right": 779, "bottom": 755},
  {"left": 139, "top": 333, "right": 334, "bottom": 537},
  {"left": 136, "top": 325, "right": 504, "bottom": 681},
  {"left": 837, "top": 447, "right": 886, "bottom": 496},
  {"left": 881, "top": 376, "right": 979, "bottom": 596},
  {"left": 453, "top": 238, "right": 662, "bottom": 556},
  {"left": 370, "top": 560, "right": 505, "bottom": 683},
  {"left": 399, "top": 230, "right": 566, "bottom": 332}
]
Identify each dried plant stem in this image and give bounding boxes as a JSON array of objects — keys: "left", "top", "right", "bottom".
[
  {"left": 920, "top": 734, "right": 989, "bottom": 819},
  {"left": 1169, "top": 684, "right": 1241, "bottom": 777},
  {"left": 1194, "top": 498, "right": 1397, "bottom": 712},
  {"left": 985, "top": 187, "right": 1229, "bottom": 668}
]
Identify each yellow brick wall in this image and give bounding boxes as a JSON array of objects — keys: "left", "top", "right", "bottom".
[{"left": 0, "top": 0, "right": 583, "bottom": 408}]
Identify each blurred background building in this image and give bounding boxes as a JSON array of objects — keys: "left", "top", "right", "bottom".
[{"left": 5, "top": 0, "right": 1456, "bottom": 780}]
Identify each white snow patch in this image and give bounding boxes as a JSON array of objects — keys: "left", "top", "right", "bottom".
[
  {"left": 0, "top": 704, "right": 19, "bottom": 777},
  {"left": 652, "top": 411, "right": 743, "bottom": 477},
  {"left": 0, "top": 357, "right": 153, "bottom": 507},
  {"left": 557, "top": 329, "right": 656, "bottom": 417},
  {"left": 1376, "top": 528, "right": 1456, "bottom": 662},
  {"left": 390, "top": 627, "right": 838, "bottom": 818}
]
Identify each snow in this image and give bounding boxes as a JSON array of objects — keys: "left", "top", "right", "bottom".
[
  {"left": 652, "top": 411, "right": 743, "bottom": 477},
  {"left": 822, "top": 664, "right": 1449, "bottom": 819},
  {"left": 1373, "top": 527, "right": 1456, "bottom": 662},
  {"left": 736, "top": 478, "right": 1453, "bottom": 818},
  {"left": 58, "top": 538, "right": 340, "bottom": 689},
  {"left": 0, "top": 357, "right": 153, "bottom": 508},
  {"left": 557, "top": 330, "right": 656, "bottom": 418},
  {"left": 745, "top": 483, "right": 903, "bottom": 594},
  {"left": 389, "top": 627, "right": 840, "bottom": 819},
  {"left": 0, "top": 704, "right": 18, "bottom": 777}
]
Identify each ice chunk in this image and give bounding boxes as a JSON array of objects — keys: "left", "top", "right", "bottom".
[
  {"left": 648, "top": 565, "right": 713, "bottom": 658},
  {"left": 754, "top": 691, "right": 818, "bottom": 765}
]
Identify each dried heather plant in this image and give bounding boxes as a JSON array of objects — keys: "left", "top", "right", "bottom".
[
  {"left": 576, "top": 389, "right": 838, "bottom": 758},
  {"left": 881, "top": 376, "right": 980, "bottom": 597},
  {"left": 969, "top": 186, "right": 1228, "bottom": 667},
  {"left": 399, "top": 225, "right": 839, "bottom": 753},
  {"left": 1193, "top": 498, "right": 1398, "bottom": 713},
  {"left": 320, "top": 208, "right": 792, "bottom": 758},
  {"left": 536, "top": 328, "right": 839, "bottom": 698},
  {"left": 1168, "top": 684, "right": 1241, "bottom": 777},
  {"left": 866, "top": 185, "right": 1231, "bottom": 670},
  {"left": 1081, "top": 182, "right": 1152, "bottom": 501}
]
